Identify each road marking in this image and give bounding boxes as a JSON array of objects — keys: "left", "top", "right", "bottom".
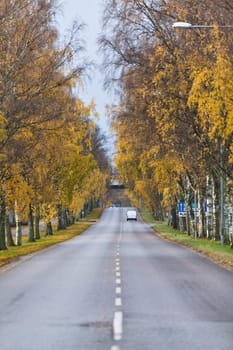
[
  {"left": 116, "top": 287, "right": 121, "bottom": 295},
  {"left": 111, "top": 212, "right": 124, "bottom": 349},
  {"left": 113, "top": 311, "right": 123, "bottom": 341},
  {"left": 115, "top": 298, "right": 122, "bottom": 307}
]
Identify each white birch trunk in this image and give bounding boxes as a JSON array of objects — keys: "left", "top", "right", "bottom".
[
  {"left": 206, "top": 175, "right": 213, "bottom": 239},
  {"left": 15, "top": 201, "right": 22, "bottom": 246}
]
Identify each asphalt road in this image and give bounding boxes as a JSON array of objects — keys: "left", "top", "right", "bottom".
[{"left": 0, "top": 208, "right": 232, "bottom": 350}]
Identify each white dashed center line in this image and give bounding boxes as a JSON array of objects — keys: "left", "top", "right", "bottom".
[
  {"left": 115, "top": 297, "right": 122, "bottom": 307},
  {"left": 116, "top": 287, "right": 121, "bottom": 295},
  {"left": 111, "top": 209, "right": 124, "bottom": 349},
  {"left": 111, "top": 346, "right": 120, "bottom": 350},
  {"left": 113, "top": 311, "right": 123, "bottom": 341}
]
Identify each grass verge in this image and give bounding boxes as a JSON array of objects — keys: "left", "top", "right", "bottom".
[
  {"left": 0, "top": 208, "right": 104, "bottom": 268},
  {"left": 79, "top": 208, "right": 104, "bottom": 222},
  {"left": 140, "top": 209, "right": 233, "bottom": 270},
  {"left": 0, "top": 223, "right": 90, "bottom": 268}
]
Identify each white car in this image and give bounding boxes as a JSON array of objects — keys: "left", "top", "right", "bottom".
[{"left": 126, "top": 209, "right": 137, "bottom": 221}]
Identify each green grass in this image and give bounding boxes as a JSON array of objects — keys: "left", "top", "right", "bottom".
[
  {"left": 79, "top": 208, "right": 104, "bottom": 222},
  {"left": 140, "top": 210, "right": 155, "bottom": 223},
  {"left": 140, "top": 209, "right": 233, "bottom": 269}
]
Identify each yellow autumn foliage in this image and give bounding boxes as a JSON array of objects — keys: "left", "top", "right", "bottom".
[{"left": 188, "top": 46, "right": 233, "bottom": 143}]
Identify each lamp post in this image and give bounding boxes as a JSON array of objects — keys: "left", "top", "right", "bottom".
[
  {"left": 172, "top": 21, "right": 233, "bottom": 29},
  {"left": 172, "top": 21, "right": 233, "bottom": 245}
]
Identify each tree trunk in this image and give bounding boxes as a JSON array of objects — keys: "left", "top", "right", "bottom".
[
  {"left": 28, "top": 202, "right": 35, "bottom": 242},
  {"left": 0, "top": 194, "right": 7, "bottom": 250},
  {"left": 57, "top": 204, "right": 66, "bottom": 230},
  {"left": 206, "top": 175, "right": 213, "bottom": 239},
  {"left": 15, "top": 201, "right": 22, "bottom": 246},
  {"left": 185, "top": 199, "right": 191, "bottom": 236},
  {"left": 15, "top": 218, "right": 22, "bottom": 246},
  {"left": 179, "top": 215, "right": 186, "bottom": 232},
  {"left": 64, "top": 208, "right": 69, "bottom": 227},
  {"left": 212, "top": 177, "right": 220, "bottom": 240},
  {"left": 197, "top": 190, "right": 205, "bottom": 238},
  {"left": 34, "top": 203, "right": 40, "bottom": 240},
  {"left": 45, "top": 222, "right": 53, "bottom": 236},
  {"left": 170, "top": 204, "right": 178, "bottom": 229},
  {"left": 154, "top": 193, "right": 164, "bottom": 220},
  {"left": 186, "top": 199, "right": 193, "bottom": 236},
  {"left": 89, "top": 198, "right": 94, "bottom": 211},
  {"left": 5, "top": 213, "right": 15, "bottom": 247}
]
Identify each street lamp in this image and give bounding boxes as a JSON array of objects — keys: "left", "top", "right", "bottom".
[
  {"left": 172, "top": 21, "right": 233, "bottom": 245},
  {"left": 172, "top": 21, "right": 233, "bottom": 29}
]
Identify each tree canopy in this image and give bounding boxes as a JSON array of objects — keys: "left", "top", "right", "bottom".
[
  {"left": 100, "top": 0, "right": 233, "bottom": 244},
  {"left": 0, "top": 0, "right": 110, "bottom": 249}
]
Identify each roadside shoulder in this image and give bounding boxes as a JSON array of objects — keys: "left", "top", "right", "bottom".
[{"left": 151, "top": 223, "right": 233, "bottom": 272}]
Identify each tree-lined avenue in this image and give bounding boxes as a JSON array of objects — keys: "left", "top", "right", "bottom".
[{"left": 0, "top": 208, "right": 232, "bottom": 349}]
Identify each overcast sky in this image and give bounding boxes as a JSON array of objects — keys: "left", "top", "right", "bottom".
[{"left": 57, "top": 0, "right": 115, "bottom": 154}]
